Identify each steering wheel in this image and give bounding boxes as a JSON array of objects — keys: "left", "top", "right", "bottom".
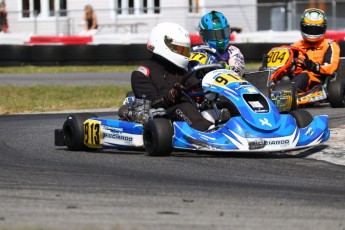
[
  {"left": 181, "top": 63, "right": 223, "bottom": 86},
  {"left": 267, "top": 45, "right": 310, "bottom": 84},
  {"left": 179, "top": 63, "right": 223, "bottom": 102},
  {"left": 192, "top": 45, "right": 224, "bottom": 62}
]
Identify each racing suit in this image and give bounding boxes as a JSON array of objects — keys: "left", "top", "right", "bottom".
[
  {"left": 131, "top": 54, "right": 213, "bottom": 131},
  {"left": 292, "top": 38, "right": 340, "bottom": 91}
]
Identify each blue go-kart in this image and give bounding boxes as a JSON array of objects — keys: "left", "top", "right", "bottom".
[{"left": 55, "top": 63, "right": 330, "bottom": 156}]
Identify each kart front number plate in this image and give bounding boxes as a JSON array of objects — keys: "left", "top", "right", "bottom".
[
  {"left": 267, "top": 48, "right": 290, "bottom": 69},
  {"left": 84, "top": 120, "right": 102, "bottom": 148}
]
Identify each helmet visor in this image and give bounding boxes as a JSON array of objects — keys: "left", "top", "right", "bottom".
[
  {"left": 301, "top": 24, "right": 326, "bottom": 36},
  {"left": 164, "top": 36, "right": 190, "bottom": 58},
  {"left": 201, "top": 27, "right": 231, "bottom": 41}
]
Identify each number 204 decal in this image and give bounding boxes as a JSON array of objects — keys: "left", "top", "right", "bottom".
[{"left": 84, "top": 120, "right": 102, "bottom": 148}]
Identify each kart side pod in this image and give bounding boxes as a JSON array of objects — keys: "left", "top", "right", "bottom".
[{"left": 55, "top": 113, "right": 144, "bottom": 151}]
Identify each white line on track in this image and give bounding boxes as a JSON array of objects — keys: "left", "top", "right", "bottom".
[
  {"left": 287, "top": 126, "right": 345, "bottom": 166},
  {"left": 309, "top": 126, "right": 345, "bottom": 166}
]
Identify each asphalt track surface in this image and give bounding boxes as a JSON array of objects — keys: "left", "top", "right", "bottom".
[{"left": 0, "top": 72, "right": 345, "bottom": 230}]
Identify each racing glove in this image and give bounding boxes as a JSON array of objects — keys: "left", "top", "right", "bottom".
[
  {"left": 167, "top": 83, "right": 185, "bottom": 105},
  {"left": 305, "top": 59, "right": 320, "bottom": 73}
]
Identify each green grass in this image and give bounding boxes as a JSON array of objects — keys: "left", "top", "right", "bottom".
[
  {"left": 0, "top": 65, "right": 136, "bottom": 74},
  {"left": 0, "top": 63, "right": 262, "bottom": 114},
  {"left": 0, "top": 85, "right": 131, "bottom": 114}
]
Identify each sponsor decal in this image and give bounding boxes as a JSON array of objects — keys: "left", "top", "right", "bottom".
[
  {"left": 175, "top": 109, "right": 192, "bottom": 125},
  {"left": 249, "top": 139, "right": 266, "bottom": 150},
  {"left": 104, "top": 126, "right": 124, "bottom": 134},
  {"left": 147, "top": 43, "right": 155, "bottom": 52},
  {"left": 136, "top": 66, "right": 150, "bottom": 77},
  {"left": 305, "top": 127, "right": 314, "bottom": 136},
  {"left": 249, "top": 138, "right": 290, "bottom": 150},
  {"left": 299, "top": 90, "right": 326, "bottom": 102},
  {"left": 259, "top": 118, "right": 272, "bottom": 127},
  {"left": 104, "top": 133, "right": 133, "bottom": 142},
  {"left": 185, "top": 135, "right": 213, "bottom": 150}
]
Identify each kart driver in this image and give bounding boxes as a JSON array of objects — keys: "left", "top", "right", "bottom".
[
  {"left": 197, "top": 10, "right": 245, "bottom": 77},
  {"left": 292, "top": 8, "right": 340, "bottom": 92},
  {"left": 194, "top": 11, "right": 245, "bottom": 122},
  {"left": 128, "top": 22, "right": 213, "bottom": 131}
]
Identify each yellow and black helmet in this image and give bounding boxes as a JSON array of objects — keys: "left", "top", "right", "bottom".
[{"left": 300, "top": 8, "right": 327, "bottom": 43}]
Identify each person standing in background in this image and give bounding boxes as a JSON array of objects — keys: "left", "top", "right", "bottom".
[
  {"left": 79, "top": 4, "right": 98, "bottom": 36},
  {"left": 0, "top": 1, "right": 9, "bottom": 33}
]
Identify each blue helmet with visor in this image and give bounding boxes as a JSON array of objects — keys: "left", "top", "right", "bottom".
[{"left": 198, "top": 11, "right": 231, "bottom": 51}]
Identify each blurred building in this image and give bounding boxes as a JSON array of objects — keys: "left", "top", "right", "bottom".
[
  {"left": 2, "top": 0, "right": 345, "bottom": 40},
  {"left": 5, "top": 0, "right": 256, "bottom": 35},
  {"left": 258, "top": 0, "right": 345, "bottom": 31}
]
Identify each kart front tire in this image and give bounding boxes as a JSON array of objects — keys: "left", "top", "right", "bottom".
[
  {"left": 328, "top": 81, "right": 345, "bottom": 108},
  {"left": 143, "top": 118, "right": 173, "bottom": 156},
  {"left": 63, "top": 113, "right": 97, "bottom": 151},
  {"left": 289, "top": 109, "right": 313, "bottom": 128}
]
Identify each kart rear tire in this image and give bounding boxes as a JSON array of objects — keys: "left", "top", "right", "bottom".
[
  {"left": 143, "top": 118, "right": 173, "bottom": 156},
  {"left": 289, "top": 109, "right": 313, "bottom": 128},
  {"left": 328, "top": 81, "right": 345, "bottom": 108},
  {"left": 269, "top": 82, "right": 298, "bottom": 111},
  {"left": 63, "top": 113, "right": 97, "bottom": 151}
]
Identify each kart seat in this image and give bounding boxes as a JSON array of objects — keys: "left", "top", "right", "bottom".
[{"left": 312, "top": 57, "right": 345, "bottom": 90}]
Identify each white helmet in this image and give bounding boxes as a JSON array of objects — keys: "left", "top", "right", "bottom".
[{"left": 147, "top": 22, "right": 191, "bottom": 70}]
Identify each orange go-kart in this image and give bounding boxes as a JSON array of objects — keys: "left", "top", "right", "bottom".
[{"left": 260, "top": 45, "right": 345, "bottom": 112}]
